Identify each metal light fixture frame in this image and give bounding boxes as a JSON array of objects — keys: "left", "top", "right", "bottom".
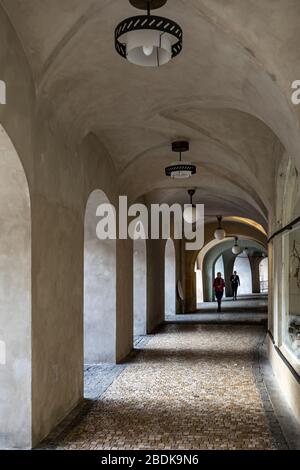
[
  {"left": 115, "top": 0, "right": 183, "bottom": 63},
  {"left": 188, "top": 189, "right": 196, "bottom": 207},
  {"left": 214, "top": 215, "right": 226, "bottom": 240},
  {"left": 216, "top": 216, "right": 223, "bottom": 230},
  {"left": 183, "top": 189, "right": 197, "bottom": 224},
  {"left": 165, "top": 141, "right": 196, "bottom": 178},
  {"left": 232, "top": 236, "right": 242, "bottom": 255}
]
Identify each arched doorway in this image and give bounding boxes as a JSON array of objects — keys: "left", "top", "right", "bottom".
[
  {"left": 84, "top": 189, "right": 116, "bottom": 364},
  {"left": 133, "top": 237, "right": 147, "bottom": 337},
  {"left": 259, "top": 257, "right": 268, "bottom": 293},
  {"left": 165, "top": 239, "right": 176, "bottom": 318},
  {"left": 0, "top": 125, "right": 31, "bottom": 448},
  {"left": 233, "top": 255, "right": 252, "bottom": 295}
]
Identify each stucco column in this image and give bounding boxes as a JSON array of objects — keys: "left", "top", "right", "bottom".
[
  {"left": 116, "top": 238, "right": 133, "bottom": 363},
  {"left": 147, "top": 239, "right": 165, "bottom": 332},
  {"left": 185, "top": 250, "right": 197, "bottom": 312},
  {"left": 223, "top": 252, "right": 236, "bottom": 297},
  {"left": 250, "top": 256, "right": 261, "bottom": 294}
]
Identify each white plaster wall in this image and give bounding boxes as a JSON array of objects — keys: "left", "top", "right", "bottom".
[
  {"left": 133, "top": 239, "right": 147, "bottom": 336},
  {"left": 30, "top": 128, "right": 134, "bottom": 444},
  {"left": 0, "top": 126, "right": 31, "bottom": 449},
  {"left": 268, "top": 337, "right": 300, "bottom": 425},
  {"left": 84, "top": 189, "right": 116, "bottom": 364},
  {"left": 233, "top": 256, "right": 252, "bottom": 295},
  {"left": 268, "top": 157, "right": 300, "bottom": 427},
  {"left": 1, "top": 0, "right": 300, "bottom": 449},
  {"left": 0, "top": 6, "right": 35, "bottom": 449},
  {"left": 165, "top": 239, "right": 176, "bottom": 318},
  {"left": 196, "top": 270, "right": 204, "bottom": 304},
  {"left": 259, "top": 258, "right": 268, "bottom": 293}
]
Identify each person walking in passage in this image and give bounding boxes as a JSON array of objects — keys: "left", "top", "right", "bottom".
[
  {"left": 213, "top": 272, "right": 225, "bottom": 313},
  {"left": 231, "top": 270, "right": 240, "bottom": 300}
]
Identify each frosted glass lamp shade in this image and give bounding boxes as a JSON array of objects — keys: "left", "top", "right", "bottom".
[
  {"left": 183, "top": 204, "right": 198, "bottom": 224},
  {"left": 214, "top": 228, "right": 226, "bottom": 240},
  {"left": 125, "top": 29, "right": 172, "bottom": 66},
  {"left": 115, "top": 10, "right": 183, "bottom": 67},
  {"left": 232, "top": 245, "right": 242, "bottom": 255}
]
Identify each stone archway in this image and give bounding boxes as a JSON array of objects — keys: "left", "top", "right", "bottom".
[
  {"left": 84, "top": 189, "right": 116, "bottom": 364},
  {"left": 0, "top": 125, "right": 31, "bottom": 449},
  {"left": 165, "top": 239, "right": 176, "bottom": 318}
]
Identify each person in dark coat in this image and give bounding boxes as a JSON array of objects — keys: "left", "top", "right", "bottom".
[
  {"left": 213, "top": 272, "right": 225, "bottom": 312},
  {"left": 230, "top": 271, "right": 240, "bottom": 300}
]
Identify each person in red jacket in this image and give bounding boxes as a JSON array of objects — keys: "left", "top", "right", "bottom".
[{"left": 213, "top": 272, "right": 226, "bottom": 312}]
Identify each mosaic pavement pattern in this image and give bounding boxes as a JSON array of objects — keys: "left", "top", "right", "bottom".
[{"left": 43, "top": 324, "right": 287, "bottom": 450}]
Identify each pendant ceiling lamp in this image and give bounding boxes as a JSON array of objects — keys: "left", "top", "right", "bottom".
[
  {"left": 214, "top": 216, "right": 226, "bottom": 240},
  {"left": 232, "top": 237, "right": 242, "bottom": 255},
  {"left": 165, "top": 141, "right": 196, "bottom": 179},
  {"left": 183, "top": 189, "right": 198, "bottom": 224},
  {"left": 115, "top": 0, "right": 183, "bottom": 67}
]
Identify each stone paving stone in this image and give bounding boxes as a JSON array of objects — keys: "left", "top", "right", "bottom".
[
  {"left": 84, "top": 364, "right": 126, "bottom": 400},
  {"left": 43, "top": 324, "right": 287, "bottom": 450}
]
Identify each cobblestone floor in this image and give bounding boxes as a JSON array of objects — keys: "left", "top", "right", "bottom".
[{"left": 43, "top": 324, "right": 287, "bottom": 450}]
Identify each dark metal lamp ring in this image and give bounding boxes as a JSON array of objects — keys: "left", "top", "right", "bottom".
[
  {"left": 115, "top": 15, "right": 183, "bottom": 59},
  {"left": 165, "top": 164, "right": 196, "bottom": 177}
]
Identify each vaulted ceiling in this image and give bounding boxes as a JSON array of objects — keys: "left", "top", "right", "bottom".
[{"left": 2, "top": 0, "right": 300, "bottom": 228}]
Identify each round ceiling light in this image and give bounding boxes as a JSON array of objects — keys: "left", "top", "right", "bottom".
[
  {"left": 165, "top": 141, "right": 196, "bottom": 179},
  {"left": 115, "top": 0, "right": 183, "bottom": 67},
  {"left": 183, "top": 189, "right": 198, "bottom": 224},
  {"left": 214, "top": 216, "right": 226, "bottom": 240},
  {"left": 232, "top": 237, "right": 242, "bottom": 255}
]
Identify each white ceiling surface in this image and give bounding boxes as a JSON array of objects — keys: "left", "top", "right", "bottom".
[{"left": 2, "top": 0, "right": 300, "bottom": 227}]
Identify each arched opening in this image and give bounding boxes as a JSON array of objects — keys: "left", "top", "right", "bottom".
[
  {"left": 0, "top": 125, "right": 31, "bottom": 448},
  {"left": 259, "top": 257, "right": 268, "bottom": 293},
  {"left": 233, "top": 255, "right": 252, "bottom": 296},
  {"left": 133, "top": 237, "right": 147, "bottom": 337},
  {"left": 84, "top": 189, "right": 116, "bottom": 365},
  {"left": 165, "top": 239, "right": 176, "bottom": 318},
  {"left": 198, "top": 238, "right": 267, "bottom": 304}
]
